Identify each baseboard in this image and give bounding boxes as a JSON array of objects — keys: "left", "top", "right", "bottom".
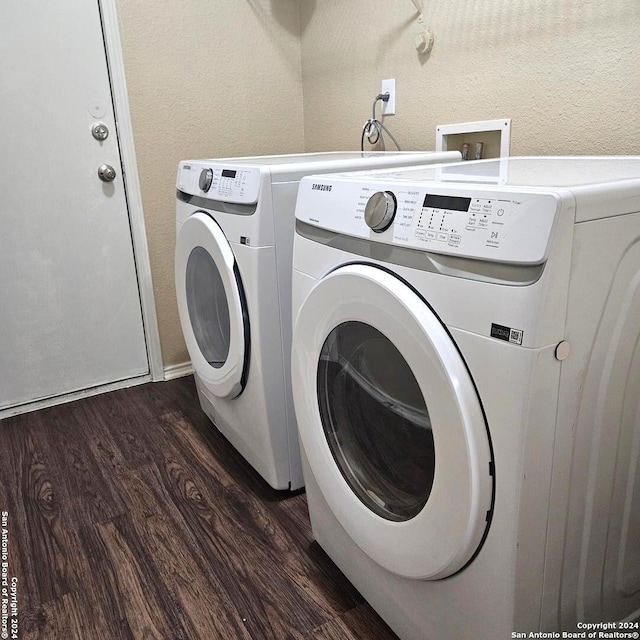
[
  {"left": 163, "top": 361, "right": 194, "bottom": 380},
  {"left": 0, "top": 362, "right": 195, "bottom": 420},
  {"left": 0, "top": 374, "right": 151, "bottom": 420}
]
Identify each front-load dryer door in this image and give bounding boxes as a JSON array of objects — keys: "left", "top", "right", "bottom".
[
  {"left": 292, "top": 264, "right": 494, "bottom": 580},
  {"left": 175, "top": 212, "right": 249, "bottom": 399}
]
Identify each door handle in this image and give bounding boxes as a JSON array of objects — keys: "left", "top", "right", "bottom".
[{"left": 98, "top": 164, "right": 117, "bottom": 182}]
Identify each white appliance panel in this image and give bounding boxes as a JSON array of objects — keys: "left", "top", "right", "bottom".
[
  {"left": 178, "top": 162, "right": 262, "bottom": 204},
  {"left": 296, "top": 179, "right": 560, "bottom": 265}
]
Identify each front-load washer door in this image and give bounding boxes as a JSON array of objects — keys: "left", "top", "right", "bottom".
[
  {"left": 175, "top": 212, "right": 249, "bottom": 399},
  {"left": 292, "top": 264, "right": 494, "bottom": 580}
]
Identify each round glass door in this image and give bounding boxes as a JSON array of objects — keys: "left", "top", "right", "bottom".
[
  {"left": 291, "top": 263, "right": 494, "bottom": 580},
  {"left": 318, "top": 321, "right": 435, "bottom": 522},
  {"left": 185, "top": 246, "right": 231, "bottom": 369},
  {"left": 175, "top": 212, "right": 249, "bottom": 399}
]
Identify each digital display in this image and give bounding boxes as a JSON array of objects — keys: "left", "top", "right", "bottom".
[
  {"left": 423, "top": 194, "right": 471, "bottom": 212},
  {"left": 222, "top": 169, "right": 237, "bottom": 178}
]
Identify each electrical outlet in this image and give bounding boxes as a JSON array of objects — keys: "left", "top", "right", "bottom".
[{"left": 381, "top": 78, "right": 396, "bottom": 115}]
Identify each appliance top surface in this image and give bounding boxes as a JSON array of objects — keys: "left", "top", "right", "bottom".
[
  {"left": 177, "top": 151, "right": 460, "bottom": 201},
  {"left": 336, "top": 156, "right": 640, "bottom": 190},
  {"left": 179, "top": 151, "right": 459, "bottom": 182},
  {"left": 185, "top": 151, "right": 436, "bottom": 167}
]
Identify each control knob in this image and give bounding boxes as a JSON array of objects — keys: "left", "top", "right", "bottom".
[
  {"left": 199, "top": 168, "right": 213, "bottom": 192},
  {"left": 364, "top": 191, "right": 397, "bottom": 232}
]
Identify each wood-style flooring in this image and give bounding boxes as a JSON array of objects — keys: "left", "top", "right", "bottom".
[{"left": 0, "top": 376, "right": 398, "bottom": 639}]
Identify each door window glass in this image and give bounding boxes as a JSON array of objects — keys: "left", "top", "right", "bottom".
[
  {"left": 317, "top": 321, "right": 435, "bottom": 521},
  {"left": 185, "top": 246, "right": 231, "bottom": 369}
]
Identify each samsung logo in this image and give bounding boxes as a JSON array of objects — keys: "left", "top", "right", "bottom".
[{"left": 312, "top": 183, "right": 332, "bottom": 192}]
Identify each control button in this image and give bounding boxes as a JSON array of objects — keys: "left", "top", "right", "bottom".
[
  {"left": 199, "top": 168, "right": 213, "bottom": 192},
  {"left": 364, "top": 191, "right": 397, "bottom": 232},
  {"left": 415, "top": 228, "right": 426, "bottom": 236},
  {"left": 426, "top": 230, "right": 437, "bottom": 239},
  {"left": 497, "top": 208, "right": 505, "bottom": 216},
  {"left": 449, "top": 234, "right": 461, "bottom": 245},
  {"left": 467, "top": 217, "right": 476, "bottom": 226},
  {"left": 437, "top": 232, "right": 449, "bottom": 242}
]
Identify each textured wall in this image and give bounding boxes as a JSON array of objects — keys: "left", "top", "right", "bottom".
[
  {"left": 115, "top": 0, "right": 304, "bottom": 368},
  {"left": 299, "top": 0, "right": 640, "bottom": 155}
]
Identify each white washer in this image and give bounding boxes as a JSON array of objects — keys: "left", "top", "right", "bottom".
[
  {"left": 175, "top": 151, "right": 460, "bottom": 491},
  {"left": 291, "top": 157, "right": 640, "bottom": 637}
]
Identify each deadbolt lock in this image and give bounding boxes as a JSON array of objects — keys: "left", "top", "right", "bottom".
[{"left": 91, "top": 122, "right": 109, "bottom": 141}]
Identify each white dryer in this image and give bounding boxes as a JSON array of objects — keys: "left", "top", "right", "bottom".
[
  {"left": 291, "top": 157, "right": 640, "bottom": 637},
  {"left": 175, "top": 151, "right": 460, "bottom": 491}
]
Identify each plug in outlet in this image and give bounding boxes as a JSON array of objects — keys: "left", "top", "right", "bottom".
[{"left": 381, "top": 78, "right": 396, "bottom": 115}]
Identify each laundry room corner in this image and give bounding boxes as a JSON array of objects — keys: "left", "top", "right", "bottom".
[{"left": 113, "top": 0, "right": 306, "bottom": 374}]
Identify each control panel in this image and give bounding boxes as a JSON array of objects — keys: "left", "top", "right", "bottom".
[
  {"left": 177, "top": 162, "right": 261, "bottom": 204},
  {"left": 296, "top": 178, "right": 560, "bottom": 265}
]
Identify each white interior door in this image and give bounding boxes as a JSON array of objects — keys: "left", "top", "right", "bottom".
[{"left": 0, "top": 0, "right": 149, "bottom": 410}]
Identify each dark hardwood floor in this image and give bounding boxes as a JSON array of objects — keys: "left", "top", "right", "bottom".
[{"left": 0, "top": 376, "right": 398, "bottom": 639}]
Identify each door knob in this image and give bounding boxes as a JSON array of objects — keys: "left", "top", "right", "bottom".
[{"left": 98, "top": 164, "right": 117, "bottom": 182}]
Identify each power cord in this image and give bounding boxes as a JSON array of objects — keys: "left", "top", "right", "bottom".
[{"left": 361, "top": 93, "right": 402, "bottom": 152}]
